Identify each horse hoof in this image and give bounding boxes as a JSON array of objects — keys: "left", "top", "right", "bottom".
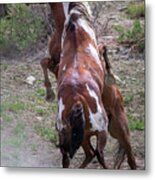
[{"left": 46, "top": 90, "right": 55, "bottom": 102}]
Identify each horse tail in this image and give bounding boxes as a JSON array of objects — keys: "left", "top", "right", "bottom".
[{"left": 68, "top": 101, "right": 85, "bottom": 159}]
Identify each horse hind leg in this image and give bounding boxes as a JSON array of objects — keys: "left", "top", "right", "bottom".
[
  {"left": 109, "top": 115, "right": 136, "bottom": 169},
  {"left": 117, "top": 136, "right": 136, "bottom": 169},
  {"left": 113, "top": 143, "right": 126, "bottom": 169},
  {"left": 61, "top": 149, "right": 70, "bottom": 168},
  {"left": 40, "top": 57, "right": 55, "bottom": 101},
  {"left": 79, "top": 136, "right": 96, "bottom": 168},
  {"left": 96, "top": 131, "right": 108, "bottom": 169}
]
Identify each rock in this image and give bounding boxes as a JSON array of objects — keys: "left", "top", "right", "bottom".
[
  {"left": 26, "top": 76, "right": 36, "bottom": 85},
  {"left": 36, "top": 116, "right": 43, "bottom": 122}
]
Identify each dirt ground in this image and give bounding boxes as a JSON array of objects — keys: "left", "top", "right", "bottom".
[
  {"left": 0, "top": 1, "right": 145, "bottom": 170},
  {"left": 0, "top": 59, "right": 145, "bottom": 169}
]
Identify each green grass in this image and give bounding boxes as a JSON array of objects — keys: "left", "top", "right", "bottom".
[
  {"left": 1, "top": 100, "right": 27, "bottom": 113},
  {"left": 35, "top": 126, "right": 57, "bottom": 143},
  {"left": 32, "top": 88, "right": 46, "bottom": 103},
  {"left": 35, "top": 107, "right": 47, "bottom": 116},
  {"left": 126, "top": 2, "right": 145, "bottom": 19},
  {"left": 3, "top": 122, "right": 27, "bottom": 147},
  {"left": 127, "top": 112, "right": 144, "bottom": 131},
  {"left": 35, "top": 88, "right": 46, "bottom": 97},
  {"left": 4, "top": 121, "right": 27, "bottom": 146},
  {"left": 129, "top": 120, "right": 144, "bottom": 131},
  {"left": 124, "top": 95, "right": 133, "bottom": 105},
  {"left": 49, "top": 103, "right": 58, "bottom": 113}
]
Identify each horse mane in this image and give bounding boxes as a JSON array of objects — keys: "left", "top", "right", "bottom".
[{"left": 68, "top": 2, "right": 93, "bottom": 25}]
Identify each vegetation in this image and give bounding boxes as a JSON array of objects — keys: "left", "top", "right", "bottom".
[
  {"left": 126, "top": 2, "right": 145, "bottom": 19},
  {"left": 127, "top": 112, "right": 144, "bottom": 131},
  {"left": 124, "top": 95, "right": 134, "bottom": 105},
  {"left": 0, "top": 4, "right": 44, "bottom": 52},
  {"left": 113, "top": 1, "right": 145, "bottom": 53},
  {"left": 1, "top": 100, "right": 27, "bottom": 113},
  {"left": 114, "top": 20, "right": 144, "bottom": 52},
  {"left": 35, "top": 126, "right": 57, "bottom": 143},
  {"left": 1, "top": 2, "right": 144, "bottom": 168}
]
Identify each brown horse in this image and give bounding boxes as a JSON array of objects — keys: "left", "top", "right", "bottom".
[
  {"left": 98, "top": 44, "right": 136, "bottom": 169},
  {"left": 56, "top": 2, "right": 108, "bottom": 168},
  {"left": 102, "top": 85, "right": 136, "bottom": 169},
  {"left": 40, "top": 3, "right": 65, "bottom": 101}
]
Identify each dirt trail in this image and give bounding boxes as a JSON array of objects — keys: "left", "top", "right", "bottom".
[{"left": 1, "top": 1, "right": 145, "bottom": 169}]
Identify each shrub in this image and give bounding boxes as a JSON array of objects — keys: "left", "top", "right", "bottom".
[
  {"left": 114, "top": 20, "right": 144, "bottom": 52},
  {"left": 0, "top": 4, "right": 44, "bottom": 52},
  {"left": 126, "top": 2, "right": 145, "bottom": 19}
]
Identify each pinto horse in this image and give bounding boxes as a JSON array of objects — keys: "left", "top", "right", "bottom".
[
  {"left": 40, "top": 2, "right": 136, "bottom": 169},
  {"left": 56, "top": 2, "right": 108, "bottom": 168},
  {"left": 40, "top": 3, "right": 113, "bottom": 101}
]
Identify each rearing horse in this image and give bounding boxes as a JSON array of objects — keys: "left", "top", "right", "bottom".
[
  {"left": 56, "top": 2, "right": 108, "bottom": 168},
  {"left": 40, "top": 3, "right": 65, "bottom": 101}
]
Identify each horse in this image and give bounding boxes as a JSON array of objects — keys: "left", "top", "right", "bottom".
[
  {"left": 56, "top": 2, "right": 108, "bottom": 168},
  {"left": 98, "top": 44, "right": 136, "bottom": 169},
  {"left": 40, "top": 3, "right": 65, "bottom": 101},
  {"left": 40, "top": 2, "right": 136, "bottom": 169},
  {"left": 40, "top": 3, "right": 113, "bottom": 101}
]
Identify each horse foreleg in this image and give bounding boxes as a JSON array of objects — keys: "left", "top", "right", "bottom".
[
  {"left": 96, "top": 131, "right": 108, "bottom": 169},
  {"left": 40, "top": 57, "right": 55, "bottom": 101}
]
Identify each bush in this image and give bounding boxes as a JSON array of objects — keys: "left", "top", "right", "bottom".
[
  {"left": 0, "top": 4, "right": 44, "bottom": 53},
  {"left": 114, "top": 20, "right": 144, "bottom": 52},
  {"left": 126, "top": 2, "right": 145, "bottom": 19}
]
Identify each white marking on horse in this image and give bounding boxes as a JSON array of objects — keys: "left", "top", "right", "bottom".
[
  {"left": 62, "top": 64, "right": 66, "bottom": 71},
  {"left": 82, "top": 2, "right": 92, "bottom": 17},
  {"left": 86, "top": 84, "right": 107, "bottom": 132},
  {"left": 61, "top": 3, "right": 70, "bottom": 49},
  {"left": 85, "top": 43, "right": 103, "bottom": 70},
  {"left": 70, "top": 9, "right": 81, "bottom": 16},
  {"left": 56, "top": 98, "right": 65, "bottom": 131},
  {"left": 77, "top": 18, "right": 97, "bottom": 45}
]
